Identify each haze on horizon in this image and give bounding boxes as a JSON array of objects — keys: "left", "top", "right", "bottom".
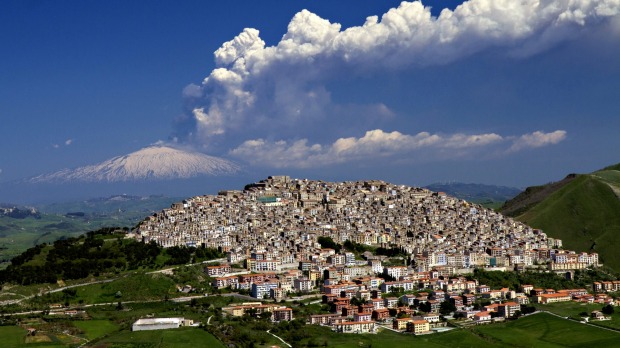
[{"left": 2, "top": 0, "right": 620, "bottom": 202}]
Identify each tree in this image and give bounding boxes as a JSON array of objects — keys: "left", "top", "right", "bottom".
[
  {"left": 520, "top": 305, "right": 536, "bottom": 315},
  {"left": 439, "top": 301, "right": 456, "bottom": 315},
  {"left": 260, "top": 311, "right": 273, "bottom": 320},
  {"left": 602, "top": 304, "right": 615, "bottom": 315},
  {"left": 396, "top": 312, "right": 409, "bottom": 319},
  {"left": 317, "top": 237, "right": 341, "bottom": 252}
]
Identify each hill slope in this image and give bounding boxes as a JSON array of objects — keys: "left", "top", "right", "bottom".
[
  {"left": 0, "top": 195, "right": 180, "bottom": 267},
  {"left": 501, "top": 164, "right": 620, "bottom": 270}
]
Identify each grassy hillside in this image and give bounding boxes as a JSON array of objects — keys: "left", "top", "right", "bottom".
[
  {"left": 509, "top": 165, "right": 620, "bottom": 270},
  {"left": 0, "top": 214, "right": 105, "bottom": 267},
  {"left": 0, "top": 195, "right": 180, "bottom": 268},
  {"left": 500, "top": 174, "right": 578, "bottom": 217}
]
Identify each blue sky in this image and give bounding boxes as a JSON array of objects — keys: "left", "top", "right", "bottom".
[{"left": 2, "top": 0, "right": 620, "bottom": 198}]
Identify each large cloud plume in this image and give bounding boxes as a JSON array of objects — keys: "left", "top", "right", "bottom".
[{"left": 175, "top": 0, "right": 619, "bottom": 167}]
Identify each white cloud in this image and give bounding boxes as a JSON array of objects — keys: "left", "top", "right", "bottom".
[
  {"left": 508, "top": 130, "right": 567, "bottom": 152},
  {"left": 178, "top": 0, "right": 618, "bottom": 150},
  {"left": 230, "top": 128, "right": 564, "bottom": 168},
  {"left": 52, "top": 144, "right": 60, "bottom": 149},
  {"left": 65, "top": 139, "right": 73, "bottom": 146}
]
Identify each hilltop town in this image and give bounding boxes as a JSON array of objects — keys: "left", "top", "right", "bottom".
[
  {"left": 136, "top": 175, "right": 596, "bottom": 273},
  {"left": 130, "top": 176, "right": 607, "bottom": 333}
]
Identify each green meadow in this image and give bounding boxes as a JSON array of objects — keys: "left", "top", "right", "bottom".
[
  {"left": 96, "top": 327, "right": 225, "bottom": 348},
  {"left": 474, "top": 312, "right": 620, "bottom": 347}
]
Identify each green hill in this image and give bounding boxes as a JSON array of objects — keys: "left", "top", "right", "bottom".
[
  {"left": 501, "top": 164, "right": 620, "bottom": 271},
  {"left": 0, "top": 195, "right": 181, "bottom": 268}
]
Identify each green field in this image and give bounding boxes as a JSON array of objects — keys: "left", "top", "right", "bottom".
[
  {"left": 475, "top": 312, "right": 620, "bottom": 347},
  {"left": 73, "top": 319, "right": 120, "bottom": 340},
  {"left": 0, "top": 325, "right": 221, "bottom": 348},
  {"left": 0, "top": 326, "right": 29, "bottom": 348},
  {"left": 98, "top": 327, "right": 225, "bottom": 348},
  {"left": 538, "top": 302, "right": 620, "bottom": 330},
  {"left": 315, "top": 328, "right": 493, "bottom": 348},
  {"left": 25, "top": 273, "right": 178, "bottom": 308}
]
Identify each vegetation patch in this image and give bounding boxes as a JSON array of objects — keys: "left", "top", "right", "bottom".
[
  {"left": 0, "top": 326, "right": 27, "bottom": 348},
  {"left": 73, "top": 319, "right": 120, "bottom": 340}
]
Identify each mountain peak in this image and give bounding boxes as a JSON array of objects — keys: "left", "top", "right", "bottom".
[{"left": 29, "top": 145, "right": 241, "bottom": 183}]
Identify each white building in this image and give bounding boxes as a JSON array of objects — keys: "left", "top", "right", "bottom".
[{"left": 132, "top": 318, "right": 193, "bottom": 331}]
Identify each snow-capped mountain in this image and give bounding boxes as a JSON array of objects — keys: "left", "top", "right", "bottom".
[{"left": 29, "top": 145, "right": 241, "bottom": 183}]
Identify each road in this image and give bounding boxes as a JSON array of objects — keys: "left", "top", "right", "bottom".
[
  {"left": 2, "top": 257, "right": 228, "bottom": 306},
  {"left": 266, "top": 329, "right": 292, "bottom": 347},
  {"left": 0, "top": 278, "right": 117, "bottom": 306}
]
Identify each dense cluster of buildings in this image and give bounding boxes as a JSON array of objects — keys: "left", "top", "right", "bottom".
[
  {"left": 135, "top": 176, "right": 596, "bottom": 274},
  {"left": 133, "top": 176, "right": 607, "bottom": 332}
]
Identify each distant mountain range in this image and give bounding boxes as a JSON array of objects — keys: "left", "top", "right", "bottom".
[
  {"left": 500, "top": 163, "right": 620, "bottom": 271},
  {"left": 28, "top": 145, "right": 241, "bottom": 183},
  {"left": 424, "top": 182, "right": 522, "bottom": 208}
]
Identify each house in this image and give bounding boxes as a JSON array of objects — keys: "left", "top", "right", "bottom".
[
  {"left": 251, "top": 281, "right": 279, "bottom": 299},
  {"left": 272, "top": 307, "right": 294, "bottom": 322},
  {"left": 455, "top": 309, "right": 478, "bottom": 319},
  {"left": 359, "top": 303, "right": 374, "bottom": 314},
  {"left": 497, "top": 302, "right": 520, "bottom": 318},
  {"left": 401, "top": 294, "right": 416, "bottom": 306},
  {"left": 270, "top": 287, "right": 287, "bottom": 301},
  {"left": 212, "top": 275, "right": 239, "bottom": 289},
  {"left": 309, "top": 313, "right": 341, "bottom": 326},
  {"left": 384, "top": 297, "right": 399, "bottom": 308},
  {"left": 407, "top": 319, "right": 431, "bottom": 335},
  {"left": 462, "top": 294, "right": 476, "bottom": 306},
  {"left": 537, "top": 293, "right": 571, "bottom": 304},
  {"left": 370, "top": 298, "right": 385, "bottom": 310},
  {"left": 473, "top": 311, "right": 492, "bottom": 323},
  {"left": 521, "top": 284, "right": 534, "bottom": 294},
  {"left": 393, "top": 318, "right": 412, "bottom": 330},
  {"left": 342, "top": 305, "right": 357, "bottom": 317},
  {"left": 334, "top": 321, "right": 375, "bottom": 333},
  {"left": 476, "top": 285, "right": 490, "bottom": 294},
  {"left": 428, "top": 299, "right": 441, "bottom": 313},
  {"left": 514, "top": 294, "right": 530, "bottom": 305},
  {"left": 423, "top": 313, "right": 440, "bottom": 323},
  {"left": 372, "top": 308, "right": 391, "bottom": 321},
  {"left": 205, "top": 264, "right": 231, "bottom": 277},
  {"left": 354, "top": 312, "right": 372, "bottom": 322}
]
